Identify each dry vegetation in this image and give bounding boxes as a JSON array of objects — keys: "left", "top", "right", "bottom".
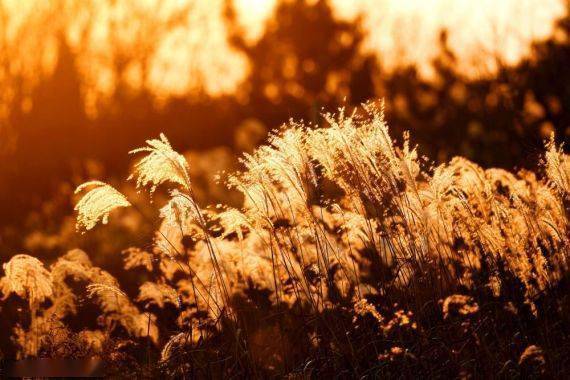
[{"left": 1, "top": 102, "right": 569, "bottom": 377}]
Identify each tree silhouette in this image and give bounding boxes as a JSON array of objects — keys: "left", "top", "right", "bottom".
[
  {"left": 382, "top": 8, "right": 570, "bottom": 168},
  {"left": 225, "top": 0, "right": 376, "bottom": 125}
]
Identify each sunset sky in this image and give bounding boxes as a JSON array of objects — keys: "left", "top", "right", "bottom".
[
  {"left": 235, "top": 0, "right": 566, "bottom": 76},
  {"left": 1, "top": 0, "right": 565, "bottom": 113}
]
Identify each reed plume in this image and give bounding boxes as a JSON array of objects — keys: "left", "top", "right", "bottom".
[
  {"left": 74, "top": 181, "right": 131, "bottom": 232},
  {"left": 3, "top": 102, "right": 569, "bottom": 376}
]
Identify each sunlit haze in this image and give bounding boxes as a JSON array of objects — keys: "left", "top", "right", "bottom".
[{"left": 1, "top": 0, "right": 564, "bottom": 115}]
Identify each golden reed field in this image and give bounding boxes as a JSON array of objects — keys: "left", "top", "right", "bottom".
[{"left": 1, "top": 0, "right": 570, "bottom": 378}]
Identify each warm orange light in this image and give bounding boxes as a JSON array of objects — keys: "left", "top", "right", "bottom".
[
  {"left": 331, "top": 0, "right": 565, "bottom": 78},
  {"left": 0, "top": 0, "right": 565, "bottom": 115}
]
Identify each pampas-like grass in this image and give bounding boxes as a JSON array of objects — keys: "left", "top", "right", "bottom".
[
  {"left": 74, "top": 181, "right": 131, "bottom": 232},
  {"left": 1, "top": 254, "right": 53, "bottom": 306},
  {"left": 70, "top": 102, "right": 566, "bottom": 319},
  {"left": 3, "top": 103, "right": 569, "bottom": 376},
  {"left": 129, "top": 133, "right": 191, "bottom": 194},
  {"left": 544, "top": 134, "right": 570, "bottom": 197}
]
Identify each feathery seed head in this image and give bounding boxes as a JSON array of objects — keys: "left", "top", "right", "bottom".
[
  {"left": 86, "top": 283, "right": 127, "bottom": 300},
  {"left": 544, "top": 134, "right": 570, "bottom": 197},
  {"left": 129, "top": 133, "right": 191, "bottom": 194},
  {"left": 2, "top": 254, "right": 53, "bottom": 306},
  {"left": 74, "top": 181, "right": 131, "bottom": 232},
  {"left": 218, "top": 207, "right": 251, "bottom": 241},
  {"left": 160, "top": 189, "right": 201, "bottom": 229}
]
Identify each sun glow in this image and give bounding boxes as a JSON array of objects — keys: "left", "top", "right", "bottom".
[
  {"left": 331, "top": 0, "right": 566, "bottom": 77},
  {"left": 0, "top": 0, "right": 565, "bottom": 114}
]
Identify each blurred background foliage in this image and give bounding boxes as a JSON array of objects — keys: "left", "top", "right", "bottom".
[{"left": 0, "top": 0, "right": 569, "bottom": 263}]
